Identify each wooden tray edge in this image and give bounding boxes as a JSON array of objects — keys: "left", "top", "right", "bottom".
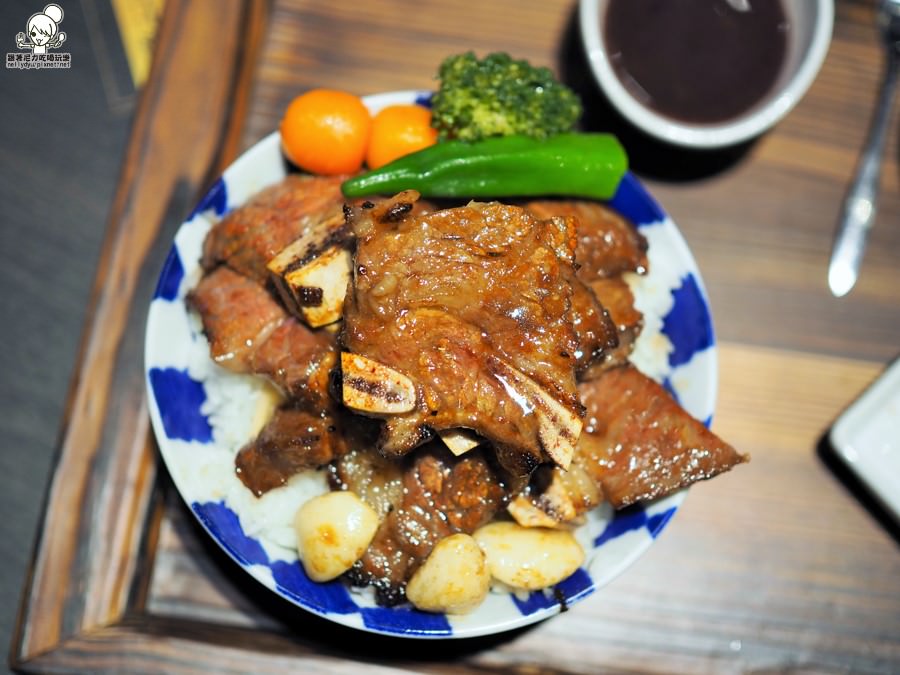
[{"left": 10, "top": 0, "right": 270, "bottom": 669}]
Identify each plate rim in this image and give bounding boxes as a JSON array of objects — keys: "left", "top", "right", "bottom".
[{"left": 144, "top": 89, "right": 717, "bottom": 639}]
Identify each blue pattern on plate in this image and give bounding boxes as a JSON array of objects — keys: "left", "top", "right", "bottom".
[
  {"left": 590, "top": 500, "right": 678, "bottom": 546},
  {"left": 662, "top": 273, "right": 714, "bottom": 368},
  {"left": 511, "top": 587, "right": 560, "bottom": 615},
  {"left": 607, "top": 172, "right": 666, "bottom": 227},
  {"left": 647, "top": 506, "right": 678, "bottom": 538},
  {"left": 193, "top": 501, "right": 269, "bottom": 565},
  {"left": 194, "top": 501, "right": 361, "bottom": 614},
  {"left": 414, "top": 92, "right": 434, "bottom": 108},
  {"left": 593, "top": 504, "right": 647, "bottom": 547},
  {"left": 511, "top": 568, "right": 595, "bottom": 616},
  {"left": 192, "top": 501, "right": 456, "bottom": 633},
  {"left": 270, "top": 560, "right": 360, "bottom": 614},
  {"left": 556, "top": 567, "right": 595, "bottom": 601},
  {"left": 361, "top": 607, "right": 452, "bottom": 635},
  {"left": 148, "top": 368, "right": 213, "bottom": 442},
  {"left": 189, "top": 177, "right": 229, "bottom": 219},
  {"left": 197, "top": 502, "right": 359, "bottom": 614},
  {"left": 152, "top": 246, "right": 184, "bottom": 301}
]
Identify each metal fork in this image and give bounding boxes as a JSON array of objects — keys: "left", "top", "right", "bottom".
[{"left": 828, "top": 0, "right": 900, "bottom": 297}]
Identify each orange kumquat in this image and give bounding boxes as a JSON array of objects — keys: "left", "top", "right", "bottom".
[
  {"left": 280, "top": 89, "right": 372, "bottom": 175},
  {"left": 366, "top": 104, "right": 439, "bottom": 170}
]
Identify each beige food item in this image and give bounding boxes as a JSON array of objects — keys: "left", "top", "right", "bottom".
[
  {"left": 507, "top": 464, "right": 599, "bottom": 528},
  {"left": 438, "top": 428, "right": 481, "bottom": 456},
  {"left": 405, "top": 533, "right": 490, "bottom": 614},
  {"left": 474, "top": 521, "right": 584, "bottom": 590},
  {"left": 340, "top": 352, "right": 417, "bottom": 414},
  {"left": 294, "top": 491, "right": 379, "bottom": 582},
  {"left": 248, "top": 380, "right": 285, "bottom": 438},
  {"left": 266, "top": 210, "right": 352, "bottom": 328},
  {"left": 272, "top": 246, "right": 351, "bottom": 328},
  {"left": 506, "top": 494, "right": 567, "bottom": 529}
]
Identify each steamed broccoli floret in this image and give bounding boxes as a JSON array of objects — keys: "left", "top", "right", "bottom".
[{"left": 430, "top": 52, "right": 582, "bottom": 142}]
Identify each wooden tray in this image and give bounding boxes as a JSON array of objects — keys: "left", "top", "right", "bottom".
[{"left": 13, "top": 0, "right": 900, "bottom": 672}]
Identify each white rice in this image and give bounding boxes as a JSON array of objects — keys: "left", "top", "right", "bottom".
[
  {"left": 626, "top": 222, "right": 677, "bottom": 383},
  {"left": 186, "top": 310, "right": 328, "bottom": 563}
]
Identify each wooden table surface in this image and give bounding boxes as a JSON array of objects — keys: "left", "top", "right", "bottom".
[{"left": 11, "top": 0, "right": 900, "bottom": 672}]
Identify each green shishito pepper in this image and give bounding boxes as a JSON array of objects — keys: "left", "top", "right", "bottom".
[{"left": 341, "top": 133, "right": 627, "bottom": 200}]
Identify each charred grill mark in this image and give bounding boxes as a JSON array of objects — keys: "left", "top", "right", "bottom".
[
  {"left": 537, "top": 494, "right": 565, "bottom": 520},
  {"left": 380, "top": 201, "right": 413, "bottom": 223},
  {"left": 295, "top": 286, "right": 325, "bottom": 306},
  {"left": 487, "top": 355, "right": 582, "bottom": 421},
  {"left": 279, "top": 247, "right": 316, "bottom": 275},
  {"left": 280, "top": 221, "right": 353, "bottom": 275},
  {"left": 536, "top": 400, "right": 579, "bottom": 445},
  {"left": 344, "top": 375, "right": 408, "bottom": 404}
]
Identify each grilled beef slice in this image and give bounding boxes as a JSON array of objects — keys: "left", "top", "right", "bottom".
[
  {"left": 201, "top": 174, "right": 347, "bottom": 283},
  {"left": 525, "top": 199, "right": 648, "bottom": 280},
  {"left": 515, "top": 364, "right": 748, "bottom": 522},
  {"left": 342, "top": 193, "right": 584, "bottom": 474},
  {"left": 580, "top": 276, "right": 644, "bottom": 377},
  {"left": 236, "top": 407, "right": 343, "bottom": 496},
  {"left": 569, "top": 275, "right": 619, "bottom": 374},
  {"left": 188, "top": 264, "right": 335, "bottom": 404},
  {"left": 186, "top": 266, "right": 286, "bottom": 372},
  {"left": 578, "top": 364, "right": 748, "bottom": 507}
]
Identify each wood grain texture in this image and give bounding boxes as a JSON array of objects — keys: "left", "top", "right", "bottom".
[
  {"left": 10, "top": 0, "right": 268, "bottom": 670},
  {"left": 12, "top": 0, "right": 900, "bottom": 672}
]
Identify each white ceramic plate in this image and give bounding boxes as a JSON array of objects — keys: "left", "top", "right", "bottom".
[
  {"left": 145, "top": 90, "right": 719, "bottom": 639},
  {"left": 830, "top": 357, "right": 900, "bottom": 524}
]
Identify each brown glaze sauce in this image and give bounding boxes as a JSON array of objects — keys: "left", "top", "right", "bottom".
[{"left": 604, "top": 0, "right": 789, "bottom": 124}]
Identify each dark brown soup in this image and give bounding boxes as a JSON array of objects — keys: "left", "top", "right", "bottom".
[{"left": 604, "top": 0, "right": 789, "bottom": 124}]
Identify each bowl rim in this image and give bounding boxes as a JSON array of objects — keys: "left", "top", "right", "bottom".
[{"left": 578, "top": 0, "right": 834, "bottom": 149}]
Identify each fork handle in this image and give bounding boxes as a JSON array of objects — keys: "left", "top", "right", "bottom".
[{"left": 830, "top": 48, "right": 900, "bottom": 286}]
